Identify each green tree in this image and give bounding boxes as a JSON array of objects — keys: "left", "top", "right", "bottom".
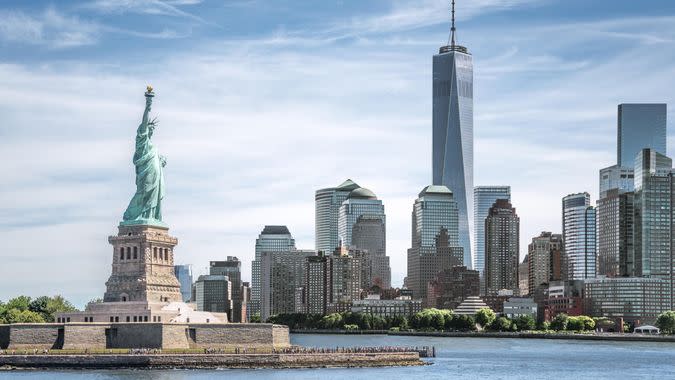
[
  {"left": 390, "top": 315, "right": 409, "bottom": 330},
  {"left": 577, "top": 316, "right": 596, "bottom": 331},
  {"left": 493, "top": 317, "right": 513, "bottom": 332},
  {"left": 550, "top": 313, "right": 569, "bottom": 331},
  {"left": 6, "top": 296, "right": 31, "bottom": 312},
  {"left": 513, "top": 315, "right": 536, "bottom": 331},
  {"left": 5, "top": 309, "right": 45, "bottom": 323},
  {"left": 475, "top": 308, "right": 496, "bottom": 329},
  {"left": 250, "top": 313, "right": 262, "bottom": 323},
  {"left": 566, "top": 316, "right": 584, "bottom": 331},
  {"left": 656, "top": 311, "right": 675, "bottom": 334}
]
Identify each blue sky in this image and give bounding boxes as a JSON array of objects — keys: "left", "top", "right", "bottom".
[{"left": 1, "top": 0, "right": 675, "bottom": 307}]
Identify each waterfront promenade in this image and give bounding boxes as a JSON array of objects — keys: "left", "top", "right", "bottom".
[
  {"left": 291, "top": 329, "right": 675, "bottom": 343},
  {"left": 0, "top": 346, "right": 430, "bottom": 370}
]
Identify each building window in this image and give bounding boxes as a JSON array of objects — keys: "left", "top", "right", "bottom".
[
  {"left": 126, "top": 247, "right": 131, "bottom": 260},
  {"left": 158, "top": 316, "right": 161, "bottom": 322},
  {"left": 133, "top": 246, "right": 138, "bottom": 259},
  {"left": 144, "top": 316, "right": 148, "bottom": 322},
  {"left": 110, "top": 316, "right": 114, "bottom": 322},
  {"left": 67, "top": 317, "right": 71, "bottom": 322},
  {"left": 164, "top": 249, "right": 169, "bottom": 261},
  {"left": 120, "top": 248, "right": 125, "bottom": 260},
  {"left": 133, "top": 316, "right": 137, "bottom": 322},
  {"left": 153, "top": 247, "right": 157, "bottom": 259},
  {"left": 126, "top": 316, "right": 130, "bottom": 322}
]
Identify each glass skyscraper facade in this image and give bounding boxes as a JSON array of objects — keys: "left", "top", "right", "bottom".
[
  {"left": 173, "top": 264, "right": 193, "bottom": 302},
  {"left": 432, "top": 33, "right": 474, "bottom": 269},
  {"left": 562, "top": 193, "right": 596, "bottom": 280},
  {"left": 473, "top": 186, "right": 511, "bottom": 277},
  {"left": 617, "top": 103, "right": 667, "bottom": 167},
  {"left": 407, "top": 185, "right": 464, "bottom": 301},
  {"left": 251, "top": 225, "right": 296, "bottom": 318},
  {"left": 337, "top": 187, "right": 385, "bottom": 249},
  {"left": 633, "top": 149, "right": 675, "bottom": 308},
  {"left": 315, "top": 179, "right": 360, "bottom": 253}
]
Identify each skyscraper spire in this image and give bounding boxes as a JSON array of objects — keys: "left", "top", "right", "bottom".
[{"left": 451, "top": 0, "right": 456, "bottom": 48}]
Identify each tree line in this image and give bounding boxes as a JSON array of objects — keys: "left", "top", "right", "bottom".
[
  {"left": 0, "top": 296, "right": 78, "bottom": 324},
  {"left": 266, "top": 308, "right": 639, "bottom": 333}
]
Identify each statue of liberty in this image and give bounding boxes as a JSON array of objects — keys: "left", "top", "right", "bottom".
[{"left": 121, "top": 86, "right": 167, "bottom": 227}]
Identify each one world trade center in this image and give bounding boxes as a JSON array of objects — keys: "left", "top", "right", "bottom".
[{"left": 432, "top": 0, "right": 473, "bottom": 268}]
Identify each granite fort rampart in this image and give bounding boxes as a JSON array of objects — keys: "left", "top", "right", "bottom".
[{"left": 0, "top": 323, "right": 288, "bottom": 350}]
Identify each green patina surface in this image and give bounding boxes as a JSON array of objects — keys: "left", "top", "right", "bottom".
[{"left": 121, "top": 88, "right": 167, "bottom": 228}]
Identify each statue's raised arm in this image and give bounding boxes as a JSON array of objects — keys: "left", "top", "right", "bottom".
[{"left": 121, "top": 86, "right": 167, "bottom": 227}]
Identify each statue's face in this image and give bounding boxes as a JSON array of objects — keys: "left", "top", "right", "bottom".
[{"left": 149, "top": 125, "right": 155, "bottom": 137}]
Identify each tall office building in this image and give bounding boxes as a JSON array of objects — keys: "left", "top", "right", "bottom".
[
  {"left": 527, "top": 232, "right": 563, "bottom": 295},
  {"left": 484, "top": 199, "right": 520, "bottom": 295},
  {"left": 174, "top": 264, "right": 193, "bottom": 302},
  {"left": 617, "top": 103, "right": 667, "bottom": 167},
  {"left": 432, "top": 1, "right": 473, "bottom": 268},
  {"left": 597, "top": 188, "right": 634, "bottom": 277},
  {"left": 562, "top": 193, "right": 596, "bottom": 280},
  {"left": 210, "top": 257, "right": 246, "bottom": 322},
  {"left": 194, "top": 275, "right": 232, "bottom": 316},
  {"left": 303, "top": 248, "right": 364, "bottom": 316},
  {"left": 315, "top": 179, "right": 361, "bottom": 253},
  {"left": 351, "top": 215, "right": 390, "bottom": 289},
  {"left": 337, "top": 187, "right": 385, "bottom": 249},
  {"left": 407, "top": 185, "right": 464, "bottom": 301},
  {"left": 633, "top": 149, "right": 675, "bottom": 308},
  {"left": 251, "top": 225, "right": 296, "bottom": 318},
  {"left": 259, "top": 249, "right": 316, "bottom": 321},
  {"left": 473, "top": 186, "right": 511, "bottom": 276}
]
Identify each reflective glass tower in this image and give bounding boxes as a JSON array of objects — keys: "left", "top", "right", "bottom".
[
  {"left": 315, "top": 179, "right": 360, "bottom": 253},
  {"left": 406, "top": 185, "right": 464, "bottom": 301},
  {"left": 337, "top": 187, "right": 385, "bottom": 249},
  {"left": 562, "top": 193, "right": 596, "bottom": 280},
  {"left": 617, "top": 103, "right": 667, "bottom": 167},
  {"left": 473, "top": 186, "right": 510, "bottom": 277},
  {"left": 432, "top": 1, "right": 473, "bottom": 268},
  {"left": 173, "top": 264, "right": 193, "bottom": 302}
]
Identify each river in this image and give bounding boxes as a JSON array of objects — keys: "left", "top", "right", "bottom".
[{"left": 2, "top": 333, "right": 674, "bottom": 379}]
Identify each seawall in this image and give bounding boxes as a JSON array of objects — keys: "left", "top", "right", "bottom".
[
  {"left": 290, "top": 329, "right": 675, "bottom": 343},
  {"left": 0, "top": 352, "right": 423, "bottom": 369}
]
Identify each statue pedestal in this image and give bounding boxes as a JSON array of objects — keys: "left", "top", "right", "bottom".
[{"left": 104, "top": 224, "right": 182, "bottom": 304}]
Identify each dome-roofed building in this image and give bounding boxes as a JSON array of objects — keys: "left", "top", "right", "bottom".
[
  {"left": 315, "top": 179, "right": 361, "bottom": 254},
  {"left": 348, "top": 187, "right": 378, "bottom": 200}
]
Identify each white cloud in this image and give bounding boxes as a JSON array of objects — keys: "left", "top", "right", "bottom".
[{"left": 0, "top": 8, "right": 99, "bottom": 48}]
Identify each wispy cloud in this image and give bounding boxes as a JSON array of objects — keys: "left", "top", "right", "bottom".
[
  {"left": 325, "top": 0, "right": 547, "bottom": 37},
  {"left": 0, "top": 7, "right": 99, "bottom": 48},
  {"left": 84, "top": 0, "right": 208, "bottom": 24}
]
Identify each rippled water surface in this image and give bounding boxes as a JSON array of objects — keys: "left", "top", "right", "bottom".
[{"left": 2, "top": 334, "right": 675, "bottom": 379}]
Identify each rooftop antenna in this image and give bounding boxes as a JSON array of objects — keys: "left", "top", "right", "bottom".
[{"left": 450, "top": 0, "right": 456, "bottom": 48}]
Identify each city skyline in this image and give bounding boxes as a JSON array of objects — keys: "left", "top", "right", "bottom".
[{"left": 3, "top": 0, "right": 675, "bottom": 306}]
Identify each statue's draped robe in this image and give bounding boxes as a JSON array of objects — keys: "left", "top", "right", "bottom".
[{"left": 123, "top": 97, "right": 164, "bottom": 222}]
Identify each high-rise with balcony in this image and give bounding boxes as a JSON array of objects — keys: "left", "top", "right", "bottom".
[
  {"left": 473, "top": 186, "right": 511, "bottom": 277},
  {"left": 432, "top": 1, "right": 473, "bottom": 268},
  {"left": 562, "top": 193, "right": 596, "bottom": 280}
]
